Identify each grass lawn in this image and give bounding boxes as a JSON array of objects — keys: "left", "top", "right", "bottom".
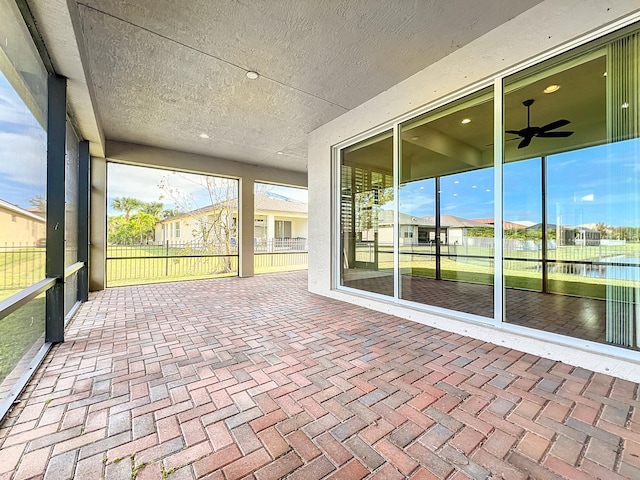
[
  {"left": 106, "top": 246, "right": 308, "bottom": 286},
  {"left": 0, "top": 295, "right": 45, "bottom": 386},
  {"left": 0, "top": 247, "right": 45, "bottom": 300}
]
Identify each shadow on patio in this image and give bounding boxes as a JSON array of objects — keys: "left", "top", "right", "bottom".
[{"left": 0, "top": 270, "right": 639, "bottom": 479}]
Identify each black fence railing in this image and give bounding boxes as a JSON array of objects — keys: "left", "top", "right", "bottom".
[
  {"left": 106, "top": 242, "right": 239, "bottom": 286},
  {"left": 0, "top": 243, "right": 45, "bottom": 293}
]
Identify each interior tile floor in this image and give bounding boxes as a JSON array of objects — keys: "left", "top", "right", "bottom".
[{"left": 1, "top": 270, "right": 639, "bottom": 479}]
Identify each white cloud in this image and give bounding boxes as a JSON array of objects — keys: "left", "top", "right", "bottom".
[{"left": 0, "top": 131, "right": 47, "bottom": 186}]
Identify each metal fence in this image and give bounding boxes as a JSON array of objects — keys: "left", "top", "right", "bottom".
[
  {"left": 0, "top": 243, "right": 45, "bottom": 293},
  {"left": 106, "top": 241, "right": 238, "bottom": 286},
  {"left": 106, "top": 240, "right": 308, "bottom": 286},
  {"left": 254, "top": 238, "right": 308, "bottom": 252},
  {"left": 255, "top": 251, "right": 308, "bottom": 269}
]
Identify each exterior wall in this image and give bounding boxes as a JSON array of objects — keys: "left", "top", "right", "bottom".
[
  {"left": 308, "top": 1, "right": 640, "bottom": 382},
  {"left": 156, "top": 211, "right": 308, "bottom": 244},
  {"left": 448, "top": 228, "right": 465, "bottom": 246},
  {"left": 0, "top": 207, "right": 45, "bottom": 246},
  {"left": 277, "top": 216, "right": 307, "bottom": 239}
]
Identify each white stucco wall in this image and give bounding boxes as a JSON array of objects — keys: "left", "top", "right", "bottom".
[{"left": 307, "top": 1, "right": 640, "bottom": 382}]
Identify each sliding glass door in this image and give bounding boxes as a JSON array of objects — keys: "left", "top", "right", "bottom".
[{"left": 337, "top": 22, "right": 640, "bottom": 351}]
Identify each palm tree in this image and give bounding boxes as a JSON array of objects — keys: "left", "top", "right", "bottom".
[
  {"left": 130, "top": 212, "right": 157, "bottom": 243},
  {"left": 595, "top": 222, "right": 609, "bottom": 239},
  {"left": 141, "top": 201, "right": 164, "bottom": 217},
  {"left": 111, "top": 197, "right": 143, "bottom": 221}
]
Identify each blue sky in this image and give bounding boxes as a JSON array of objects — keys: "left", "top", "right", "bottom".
[
  {"left": 106, "top": 163, "right": 308, "bottom": 216},
  {"left": 0, "top": 72, "right": 47, "bottom": 211},
  {"left": 397, "top": 139, "right": 640, "bottom": 227}
]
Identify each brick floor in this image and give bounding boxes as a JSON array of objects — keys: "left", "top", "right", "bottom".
[{"left": 1, "top": 270, "right": 639, "bottom": 479}]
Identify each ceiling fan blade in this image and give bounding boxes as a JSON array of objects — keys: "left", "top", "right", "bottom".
[
  {"left": 505, "top": 130, "right": 522, "bottom": 135},
  {"left": 540, "top": 119, "right": 570, "bottom": 132},
  {"left": 518, "top": 136, "right": 533, "bottom": 149},
  {"left": 537, "top": 131, "right": 574, "bottom": 138}
]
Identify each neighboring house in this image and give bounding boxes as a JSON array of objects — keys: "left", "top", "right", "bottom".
[
  {"left": 473, "top": 218, "right": 528, "bottom": 230},
  {"left": 0, "top": 198, "right": 46, "bottom": 246},
  {"left": 525, "top": 223, "right": 602, "bottom": 246},
  {"left": 155, "top": 194, "right": 308, "bottom": 250},
  {"left": 375, "top": 210, "right": 489, "bottom": 246}
]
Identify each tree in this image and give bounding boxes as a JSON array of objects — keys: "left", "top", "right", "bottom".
[
  {"left": 28, "top": 195, "right": 46, "bottom": 215},
  {"left": 107, "top": 215, "right": 135, "bottom": 244},
  {"left": 161, "top": 208, "right": 182, "bottom": 219},
  {"left": 111, "top": 197, "right": 144, "bottom": 221},
  {"left": 141, "top": 201, "right": 164, "bottom": 217},
  {"left": 107, "top": 198, "right": 163, "bottom": 244},
  {"left": 130, "top": 211, "right": 157, "bottom": 243},
  {"left": 595, "top": 222, "right": 609, "bottom": 239},
  {"left": 159, "top": 174, "right": 269, "bottom": 273}
]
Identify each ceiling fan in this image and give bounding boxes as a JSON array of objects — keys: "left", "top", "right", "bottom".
[{"left": 507, "top": 99, "right": 574, "bottom": 149}]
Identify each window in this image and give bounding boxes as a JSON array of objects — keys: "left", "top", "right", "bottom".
[
  {"left": 502, "top": 26, "right": 640, "bottom": 348},
  {"left": 275, "top": 220, "right": 291, "bottom": 239},
  {"left": 340, "top": 130, "right": 394, "bottom": 296},
  {"left": 337, "top": 22, "right": 640, "bottom": 350},
  {"left": 0, "top": 0, "right": 49, "bottom": 399},
  {"left": 175, "top": 221, "right": 180, "bottom": 238}
]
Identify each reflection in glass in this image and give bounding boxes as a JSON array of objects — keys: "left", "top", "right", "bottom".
[
  {"left": 504, "top": 28, "right": 640, "bottom": 350},
  {"left": 399, "top": 88, "right": 494, "bottom": 317},
  {"left": 65, "top": 121, "right": 80, "bottom": 317},
  {"left": 340, "top": 131, "right": 394, "bottom": 296}
]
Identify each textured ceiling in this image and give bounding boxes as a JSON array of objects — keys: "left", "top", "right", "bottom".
[{"left": 69, "top": 0, "right": 544, "bottom": 172}]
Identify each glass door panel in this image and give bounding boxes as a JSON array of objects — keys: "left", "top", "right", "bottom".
[
  {"left": 340, "top": 131, "right": 394, "bottom": 296},
  {"left": 399, "top": 88, "right": 494, "bottom": 317}
]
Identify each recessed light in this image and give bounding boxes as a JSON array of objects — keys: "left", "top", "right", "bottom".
[
  {"left": 199, "top": 133, "right": 209, "bottom": 139},
  {"left": 411, "top": 136, "right": 420, "bottom": 141},
  {"left": 454, "top": 180, "right": 460, "bottom": 184},
  {"left": 543, "top": 84, "right": 561, "bottom": 94},
  {"left": 453, "top": 193, "right": 458, "bottom": 197},
  {"left": 276, "top": 151, "right": 284, "bottom": 155},
  {"left": 472, "top": 185, "right": 477, "bottom": 189},
  {"left": 486, "top": 189, "right": 491, "bottom": 192},
  {"left": 621, "top": 102, "right": 630, "bottom": 109},
  {"left": 461, "top": 118, "right": 471, "bottom": 124},
  {"left": 246, "top": 71, "right": 259, "bottom": 80}
]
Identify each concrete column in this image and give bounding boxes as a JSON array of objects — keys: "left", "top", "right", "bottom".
[
  {"left": 267, "top": 215, "right": 275, "bottom": 252},
  {"left": 239, "top": 176, "right": 255, "bottom": 277},
  {"left": 89, "top": 157, "right": 106, "bottom": 290}
]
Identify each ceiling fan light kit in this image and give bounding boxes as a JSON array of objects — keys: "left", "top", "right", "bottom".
[{"left": 506, "top": 99, "right": 574, "bottom": 149}]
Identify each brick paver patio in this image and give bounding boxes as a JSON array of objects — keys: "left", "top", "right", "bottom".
[{"left": 1, "top": 270, "right": 639, "bottom": 479}]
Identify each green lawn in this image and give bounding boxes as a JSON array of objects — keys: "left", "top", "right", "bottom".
[
  {"left": 0, "top": 295, "right": 45, "bottom": 386},
  {"left": 106, "top": 246, "right": 308, "bottom": 287},
  {"left": 0, "top": 247, "right": 45, "bottom": 300},
  {"left": 366, "top": 242, "right": 640, "bottom": 300}
]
